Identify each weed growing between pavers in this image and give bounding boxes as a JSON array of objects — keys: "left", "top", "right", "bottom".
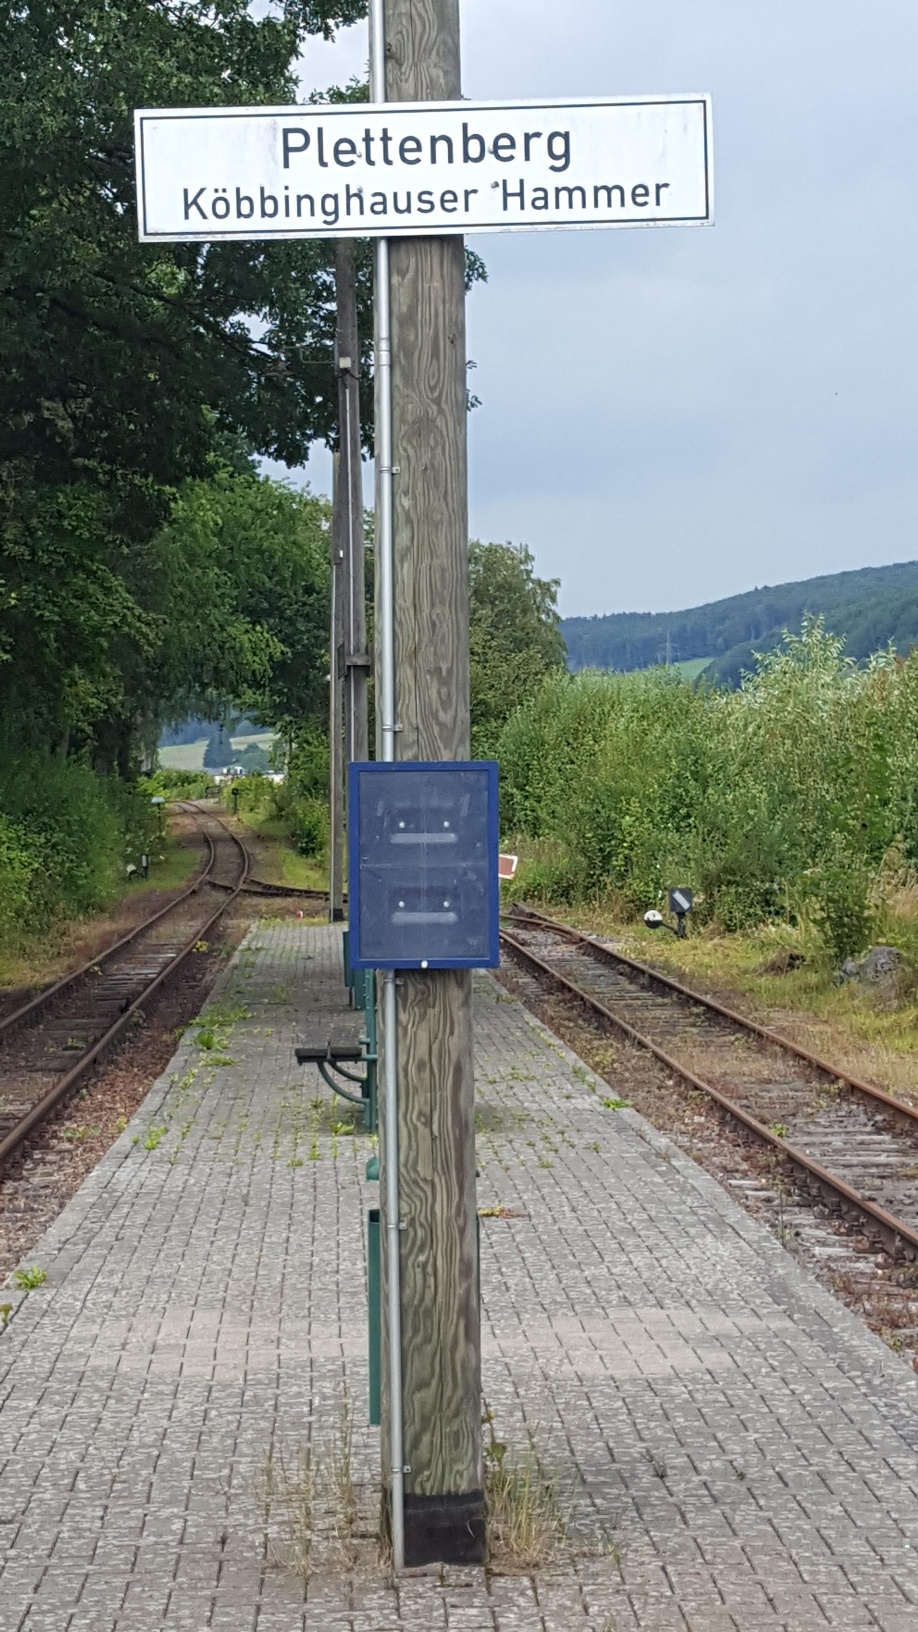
[
  {"left": 256, "top": 1402, "right": 362, "bottom": 1580},
  {"left": 12, "top": 1265, "right": 46, "bottom": 1290},
  {"left": 129, "top": 1002, "right": 257, "bottom": 1159},
  {"left": 258, "top": 1443, "right": 316, "bottom": 1578},
  {"left": 482, "top": 1402, "right": 574, "bottom": 1572},
  {"left": 257, "top": 1389, "right": 614, "bottom": 1586}
]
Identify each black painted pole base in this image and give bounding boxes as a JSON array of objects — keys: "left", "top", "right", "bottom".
[{"left": 401, "top": 1490, "right": 487, "bottom": 1567}]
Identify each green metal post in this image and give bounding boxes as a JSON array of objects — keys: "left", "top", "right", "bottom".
[
  {"left": 367, "top": 1207, "right": 381, "bottom": 1425},
  {"left": 361, "top": 971, "right": 378, "bottom": 1133}
]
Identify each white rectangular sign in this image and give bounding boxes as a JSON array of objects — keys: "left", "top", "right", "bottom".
[{"left": 135, "top": 95, "right": 712, "bottom": 242}]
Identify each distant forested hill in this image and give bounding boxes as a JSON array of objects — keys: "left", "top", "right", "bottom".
[{"left": 561, "top": 560, "right": 918, "bottom": 685}]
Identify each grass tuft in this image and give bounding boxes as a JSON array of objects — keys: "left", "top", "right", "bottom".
[
  {"left": 12, "top": 1265, "right": 46, "bottom": 1290},
  {"left": 483, "top": 1407, "right": 568, "bottom": 1571},
  {"left": 256, "top": 1402, "right": 360, "bottom": 1580}
]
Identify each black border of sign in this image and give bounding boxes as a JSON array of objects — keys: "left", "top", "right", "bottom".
[{"left": 136, "top": 94, "right": 713, "bottom": 241}]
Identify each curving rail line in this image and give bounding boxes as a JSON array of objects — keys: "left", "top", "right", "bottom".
[
  {"left": 0, "top": 802, "right": 250, "bottom": 1166},
  {"left": 501, "top": 904, "right": 918, "bottom": 1260}
]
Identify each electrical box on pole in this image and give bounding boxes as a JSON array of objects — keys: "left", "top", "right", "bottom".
[{"left": 348, "top": 761, "right": 499, "bottom": 970}]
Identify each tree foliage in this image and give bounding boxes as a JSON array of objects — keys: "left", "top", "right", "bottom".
[
  {"left": 148, "top": 470, "right": 331, "bottom": 734},
  {"left": 468, "top": 541, "right": 566, "bottom": 759},
  {"left": 1, "top": 0, "right": 368, "bottom": 490},
  {"left": 561, "top": 559, "right": 918, "bottom": 683},
  {"left": 500, "top": 618, "right": 918, "bottom": 960},
  {"left": 0, "top": 0, "right": 364, "bottom": 767}
]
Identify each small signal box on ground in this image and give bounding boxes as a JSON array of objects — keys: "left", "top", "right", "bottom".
[
  {"left": 668, "top": 887, "right": 693, "bottom": 918},
  {"left": 347, "top": 761, "right": 499, "bottom": 970}
]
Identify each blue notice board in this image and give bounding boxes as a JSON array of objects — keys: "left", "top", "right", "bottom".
[{"left": 347, "top": 761, "right": 499, "bottom": 970}]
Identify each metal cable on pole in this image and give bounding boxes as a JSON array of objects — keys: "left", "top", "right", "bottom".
[{"left": 369, "top": 0, "right": 405, "bottom": 1577}]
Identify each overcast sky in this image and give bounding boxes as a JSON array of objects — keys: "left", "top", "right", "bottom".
[{"left": 287, "top": 1, "right": 918, "bottom": 617}]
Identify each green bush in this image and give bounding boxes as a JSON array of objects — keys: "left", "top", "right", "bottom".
[
  {"left": 266, "top": 729, "right": 329, "bottom": 858},
  {"left": 140, "top": 768, "right": 217, "bottom": 800},
  {"left": 288, "top": 795, "right": 329, "bottom": 858},
  {"left": 802, "top": 846, "right": 876, "bottom": 964},
  {"left": 217, "top": 754, "right": 329, "bottom": 860},
  {"left": 0, "top": 814, "right": 43, "bottom": 943},
  {"left": 0, "top": 752, "right": 158, "bottom": 948},
  {"left": 283, "top": 729, "right": 329, "bottom": 803},
  {"left": 504, "top": 844, "right": 588, "bottom": 906},
  {"left": 220, "top": 772, "right": 272, "bottom": 814},
  {"left": 497, "top": 620, "right": 918, "bottom": 959}
]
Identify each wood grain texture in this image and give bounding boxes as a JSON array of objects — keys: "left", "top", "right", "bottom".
[
  {"left": 390, "top": 232, "right": 470, "bottom": 761},
  {"left": 395, "top": 969, "right": 479, "bottom": 1496},
  {"left": 378, "top": 0, "right": 482, "bottom": 1523},
  {"left": 385, "top": 0, "right": 461, "bottom": 102}
]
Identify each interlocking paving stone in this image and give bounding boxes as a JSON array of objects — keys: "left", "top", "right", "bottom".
[{"left": 2, "top": 921, "right": 918, "bottom": 1628}]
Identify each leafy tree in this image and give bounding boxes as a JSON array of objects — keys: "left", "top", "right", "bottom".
[
  {"left": 237, "top": 742, "right": 271, "bottom": 774},
  {"left": 1, "top": 1, "right": 368, "bottom": 491},
  {"left": 468, "top": 541, "right": 566, "bottom": 759},
  {"left": 203, "top": 726, "right": 234, "bottom": 770},
  {"left": 0, "top": 0, "right": 365, "bottom": 762},
  {"left": 159, "top": 717, "right": 212, "bottom": 748},
  {"left": 143, "top": 469, "right": 331, "bottom": 736}
]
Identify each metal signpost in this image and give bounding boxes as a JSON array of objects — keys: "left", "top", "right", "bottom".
[{"left": 134, "top": 14, "right": 712, "bottom": 1572}]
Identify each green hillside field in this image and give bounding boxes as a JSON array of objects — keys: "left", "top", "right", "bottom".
[
  {"left": 158, "top": 732, "right": 275, "bottom": 771},
  {"left": 561, "top": 559, "right": 918, "bottom": 685}
]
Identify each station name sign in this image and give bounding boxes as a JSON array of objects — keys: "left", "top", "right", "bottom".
[{"left": 134, "top": 95, "right": 713, "bottom": 242}]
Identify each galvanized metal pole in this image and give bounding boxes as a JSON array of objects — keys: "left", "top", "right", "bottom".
[
  {"left": 328, "top": 451, "right": 345, "bottom": 922},
  {"left": 369, "top": 0, "right": 405, "bottom": 1578}
]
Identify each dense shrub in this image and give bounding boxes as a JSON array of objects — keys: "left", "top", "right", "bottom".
[
  {"left": 286, "top": 796, "right": 329, "bottom": 858},
  {"left": 0, "top": 753, "right": 157, "bottom": 948},
  {"left": 220, "top": 771, "right": 272, "bottom": 815},
  {"left": 498, "top": 620, "right": 918, "bottom": 958},
  {"left": 218, "top": 741, "right": 330, "bottom": 860},
  {"left": 271, "top": 730, "right": 330, "bottom": 857},
  {"left": 140, "top": 768, "right": 217, "bottom": 800}
]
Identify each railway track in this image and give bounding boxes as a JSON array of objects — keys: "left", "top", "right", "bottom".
[
  {"left": 210, "top": 873, "right": 329, "bottom": 902},
  {"left": 501, "top": 905, "right": 918, "bottom": 1261},
  {"left": 0, "top": 802, "right": 250, "bottom": 1166}
]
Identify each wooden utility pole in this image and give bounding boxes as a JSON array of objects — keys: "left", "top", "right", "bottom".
[
  {"left": 381, "top": 0, "right": 484, "bottom": 1567},
  {"left": 328, "top": 449, "right": 345, "bottom": 921},
  {"left": 335, "top": 238, "right": 370, "bottom": 767}
]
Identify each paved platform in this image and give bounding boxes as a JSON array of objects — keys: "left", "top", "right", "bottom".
[{"left": 3, "top": 923, "right": 918, "bottom": 1630}]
